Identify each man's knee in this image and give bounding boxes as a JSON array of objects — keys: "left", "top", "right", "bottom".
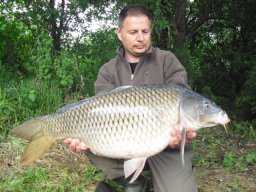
[{"left": 86, "top": 152, "right": 124, "bottom": 179}]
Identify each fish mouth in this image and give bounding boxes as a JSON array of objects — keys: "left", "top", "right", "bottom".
[{"left": 216, "top": 111, "right": 230, "bottom": 132}]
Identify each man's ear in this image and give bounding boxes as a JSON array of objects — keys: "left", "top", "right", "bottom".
[{"left": 115, "top": 27, "right": 122, "bottom": 41}]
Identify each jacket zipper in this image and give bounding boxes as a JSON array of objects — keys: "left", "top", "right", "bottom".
[{"left": 131, "top": 74, "right": 134, "bottom": 81}]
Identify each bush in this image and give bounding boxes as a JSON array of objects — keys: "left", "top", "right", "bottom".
[
  {"left": 0, "top": 78, "right": 65, "bottom": 141},
  {"left": 236, "top": 65, "right": 256, "bottom": 120}
]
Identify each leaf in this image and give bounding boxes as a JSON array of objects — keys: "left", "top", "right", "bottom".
[
  {"left": 28, "top": 90, "right": 36, "bottom": 102},
  {"left": 245, "top": 152, "right": 256, "bottom": 164}
]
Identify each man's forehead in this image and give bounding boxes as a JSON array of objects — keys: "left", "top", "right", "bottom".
[
  {"left": 122, "top": 15, "right": 151, "bottom": 27},
  {"left": 124, "top": 14, "right": 150, "bottom": 21}
]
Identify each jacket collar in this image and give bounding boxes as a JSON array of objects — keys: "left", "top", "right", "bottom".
[{"left": 116, "top": 45, "right": 156, "bottom": 71}]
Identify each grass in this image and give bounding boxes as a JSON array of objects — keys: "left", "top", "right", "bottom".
[{"left": 0, "top": 136, "right": 103, "bottom": 192}]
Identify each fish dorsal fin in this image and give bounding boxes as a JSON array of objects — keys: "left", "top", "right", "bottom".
[
  {"left": 56, "top": 98, "right": 89, "bottom": 114},
  {"left": 124, "top": 157, "right": 147, "bottom": 183},
  {"left": 180, "top": 127, "right": 186, "bottom": 167},
  {"left": 110, "top": 85, "right": 133, "bottom": 93}
]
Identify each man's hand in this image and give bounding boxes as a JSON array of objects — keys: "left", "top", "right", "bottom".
[
  {"left": 169, "top": 127, "right": 197, "bottom": 148},
  {"left": 64, "top": 138, "right": 88, "bottom": 153}
]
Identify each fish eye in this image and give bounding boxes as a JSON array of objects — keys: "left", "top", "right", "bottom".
[{"left": 204, "top": 102, "right": 209, "bottom": 108}]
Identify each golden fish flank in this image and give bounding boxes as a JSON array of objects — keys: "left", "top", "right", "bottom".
[{"left": 11, "top": 83, "right": 230, "bottom": 183}]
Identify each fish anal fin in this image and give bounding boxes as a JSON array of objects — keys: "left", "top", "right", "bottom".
[{"left": 124, "top": 157, "right": 147, "bottom": 183}]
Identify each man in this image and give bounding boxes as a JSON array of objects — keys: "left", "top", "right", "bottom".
[{"left": 64, "top": 4, "right": 198, "bottom": 192}]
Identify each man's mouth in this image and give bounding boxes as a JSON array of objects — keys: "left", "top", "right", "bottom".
[{"left": 134, "top": 45, "right": 145, "bottom": 49}]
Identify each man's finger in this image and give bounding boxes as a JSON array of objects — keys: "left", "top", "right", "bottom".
[
  {"left": 70, "top": 139, "right": 79, "bottom": 150},
  {"left": 64, "top": 138, "right": 72, "bottom": 145},
  {"left": 169, "top": 137, "right": 176, "bottom": 148},
  {"left": 186, "top": 130, "right": 197, "bottom": 140},
  {"left": 76, "top": 145, "right": 81, "bottom": 153},
  {"left": 80, "top": 142, "right": 88, "bottom": 151}
]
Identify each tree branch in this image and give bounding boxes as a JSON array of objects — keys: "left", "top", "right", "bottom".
[{"left": 187, "top": 0, "right": 216, "bottom": 37}]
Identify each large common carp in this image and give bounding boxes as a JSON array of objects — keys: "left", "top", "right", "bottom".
[{"left": 11, "top": 83, "right": 230, "bottom": 182}]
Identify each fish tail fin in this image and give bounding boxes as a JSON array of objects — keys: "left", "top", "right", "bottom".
[{"left": 11, "top": 116, "right": 57, "bottom": 165}]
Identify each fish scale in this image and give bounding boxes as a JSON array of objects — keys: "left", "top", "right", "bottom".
[{"left": 11, "top": 83, "right": 230, "bottom": 183}]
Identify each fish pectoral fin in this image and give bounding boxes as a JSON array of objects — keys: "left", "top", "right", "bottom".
[
  {"left": 180, "top": 127, "right": 186, "bottom": 167},
  {"left": 124, "top": 157, "right": 147, "bottom": 183}
]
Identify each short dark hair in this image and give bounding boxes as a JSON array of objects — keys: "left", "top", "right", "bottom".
[{"left": 118, "top": 4, "right": 151, "bottom": 27}]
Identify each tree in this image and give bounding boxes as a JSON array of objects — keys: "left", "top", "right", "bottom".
[{"left": 2, "top": 0, "right": 115, "bottom": 61}]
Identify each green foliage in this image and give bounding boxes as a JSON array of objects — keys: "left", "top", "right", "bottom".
[
  {"left": 225, "top": 184, "right": 244, "bottom": 192},
  {"left": 223, "top": 152, "right": 235, "bottom": 168},
  {"left": 176, "top": 47, "right": 203, "bottom": 87},
  {"left": 23, "top": 167, "right": 48, "bottom": 184},
  {"left": 0, "top": 23, "right": 118, "bottom": 141},
  {"left": 71, "top": 28, "right": 119, "bottom": 96},
  {"left": 23, "top": 31, "right": 53, "bottom": 79},
  {"left": 0, "top": 77, "right": 65, "bottom": 141},
  {"left": 201, "top": 86, "right": 220, "bottom": 103},
  {"left": 232, "top": 122, "right": 256, "bottom": 139},
  {"left": 245, "top": 151, "right": 256, "bottom": 166},
  {"left": 0, "top": 167, "right": 48, "bottom": 192},
  {"left": 236, "top": 65, "right": 256, "bottom": 119},
  {"left": 0, "top": 15, "right": 33, "bottom": 74},
  {"left": 223, "top": 150, "right": 256, "bottom": 171},
  {"left": 24, "top": 28, "right": 118, "bottom": 97},
  {"left": 193, "top": 127, "right": 255, "bottom": 175},
  {"left": 0, "top": 87, "right": 16, "bottom": 125},
  {"left": 87, "top": 29, "right": 119, "bottom": 64}
]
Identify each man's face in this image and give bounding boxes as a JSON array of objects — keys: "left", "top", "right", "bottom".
[{"left": 116, "top": 14, "right": 151, "bottom": 61}]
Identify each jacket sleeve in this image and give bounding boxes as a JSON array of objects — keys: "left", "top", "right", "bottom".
[
  {"left": 94, "top": 64, "right": 116, "bottom": 94},
  {"left": 163, "top": 52, "right": 190, "bottom": 89}
]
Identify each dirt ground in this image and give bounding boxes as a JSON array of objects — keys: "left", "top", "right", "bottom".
[{"left": 195, "top": 167, "right": 255, "bottom": 192}]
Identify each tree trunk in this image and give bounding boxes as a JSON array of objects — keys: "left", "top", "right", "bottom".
[
  {"left": 168, "top": 0, "right": 189, "bottom": 65},
  {"left": 49, "top": 0, "right": 65, "bottom": 61}
]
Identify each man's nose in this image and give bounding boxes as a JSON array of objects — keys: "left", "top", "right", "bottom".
[{"left": 136, "top": 31, "right": 144, "bottom": 41}]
